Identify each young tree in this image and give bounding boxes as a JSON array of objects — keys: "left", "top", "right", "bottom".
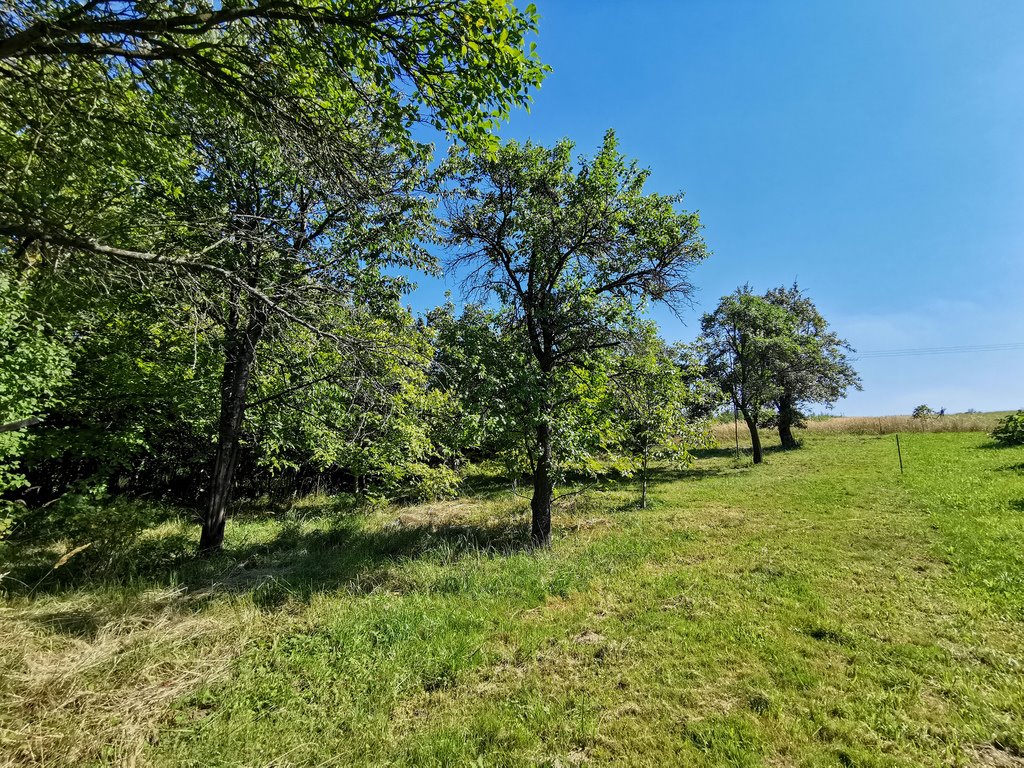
[
  {"left": 700, "top": 287, "right": 789, "bottom": 464},
  {"left": 444, "top": 131, "right": 707, "bottom": 545},
  {"left": 610, "top": 324, "right": 713, "bottom": 509},
  {"left": 763, "top": 284, "right": 860, "bottom": 449}
]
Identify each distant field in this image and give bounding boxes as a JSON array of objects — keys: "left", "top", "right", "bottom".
[
  {"left": 711, "top": 410, "right": 1011, "bottom": 445},
  {"left": 2, "top": 431, "right": 1023, "bottom": 766}
]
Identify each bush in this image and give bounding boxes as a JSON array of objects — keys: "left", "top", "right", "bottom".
[
  {"left": 912, "top": 404, "right": 934, "bottom": 419},
  {"left": 404, "top": 464, "right": 462, "bottom": 502},
  {"left": 18, "top": 491, "right": 161, "bottom": 549},
  {"left": 991, "top": 411, "right": 1024, "bottom": 446}
]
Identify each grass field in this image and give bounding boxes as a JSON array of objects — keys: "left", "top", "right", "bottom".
[{"left": 2, "top": 430, "right": 1023, "bottom": 766}]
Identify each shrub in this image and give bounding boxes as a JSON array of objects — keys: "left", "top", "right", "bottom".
[
  {"left": 912, "top": 404, "right": 934, "bottom": 419},
  {"left": 399, "top": 464, "right": 462, "bottom": 502},
  {"left": 27, "top": 491, "right": 160, "bottom": 549},
  {"left": 991, "top": 411, "right": 1024, "bottom": 446}
]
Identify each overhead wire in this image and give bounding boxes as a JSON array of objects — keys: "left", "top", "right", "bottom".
[{"left": 849, "top": 342, "right": 1024, "bottom": 360}]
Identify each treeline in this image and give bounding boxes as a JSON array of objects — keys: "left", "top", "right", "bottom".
[{"left": 0, "top": 0, "right": 858, "bottom": 553}]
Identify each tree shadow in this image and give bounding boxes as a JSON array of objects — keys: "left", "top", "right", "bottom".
[
  {"left": 4, "top": 508, "right": 533, "bottom": 612},
  {"left": 226, "top": 492, "right": 362, "bottom": 521},
  {"left": 28, "top": 609, "right": 104, "bottom": 639},
  {"left": 976, "top": 441, "right": 1022, "bottom": 451},
  {"left": 642, "top": 464, "right": 731, "bottom": 485},
  {"left": 459, "top": 472, "right": 517, "bottom": 500},
  {"left": 1009, "top": 499, "right": 1024, "bottom": 513}
]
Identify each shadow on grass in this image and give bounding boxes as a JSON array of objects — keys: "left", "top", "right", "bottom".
[
  {"left": 692, "top": 444, "right": 791, "bottom": 461},
  {"left": 3, "top": 503, "right": 533, "bottom": 612},
  {"left": 642, "top": 464, "right": 731, "bottom": 484},
  {"left": 459, "top": 472, "right": 517, "bottom": 500},
  {"left": 3, "top": 458, "right": 726, "bottom": 612},
  {"left": 976, "top": 440, "right": 1023, "bottom": 451}
]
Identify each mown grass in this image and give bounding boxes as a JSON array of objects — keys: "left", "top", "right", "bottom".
[{"left": 2, "top": 432, "right": 1023, "bottom": 766}]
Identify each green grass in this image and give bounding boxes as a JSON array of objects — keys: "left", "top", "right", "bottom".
[{"left": 2, "top": 432, "right": 1023, "bottom": 766}]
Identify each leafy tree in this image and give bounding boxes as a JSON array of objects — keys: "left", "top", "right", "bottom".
[
  {"left": 444, "top": 131, "right": 707, "bottom": 545},
  {"left": 700, "top": 287, "right": 789, "bottom": 464},
  {"left": 0, "top": 0, "right": 546, "bottom": 150},
  {"left": 763, "top": 284, "right": 860, "bottom": 449},
  {"left": 1, "top": 0, "right": 548, "bottom": 258},
  {"left": 248, "top": 305, "right": 459, "bottom": 502},
  {"left": 18, "top": 282, "right": 221, "bottom": 507},
  {"left": 176, "top": 114, "right": 437, "bottom": 551},
  {"left": 0, "top": 267, "right": 71, "bottom": 495},
  {"left": 426, "top": 302, "right": 586, "bottom": 486},
  {"left": 425, "top": 302, "right": 494, "bottom": 465},
  {"left": 702, "top": 285, "right": 860, "bottom": 459},
  {"left": 610, "top": 324, "right": 713, "bottom": 508},
  {"left": 1, "top": 0, "right": 549, "bottom": 550},
  {"left": 912, "top": 404, "right": 934, "bottom": 419}
]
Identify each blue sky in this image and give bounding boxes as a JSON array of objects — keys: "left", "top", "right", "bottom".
[{"left": 414, "top": 0, "right": 1024, "bottom": 416}]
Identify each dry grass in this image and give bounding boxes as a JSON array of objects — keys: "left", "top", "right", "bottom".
[
  {"left": 711, "top": 411, "right": 1006, "bottom": 443},
  {"left": 0, "top": 589, "right": 255, "bottom": 767}
]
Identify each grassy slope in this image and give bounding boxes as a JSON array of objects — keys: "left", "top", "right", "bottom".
[{"left": 2, "top": 433, "right": 1023, "bottom": 767}]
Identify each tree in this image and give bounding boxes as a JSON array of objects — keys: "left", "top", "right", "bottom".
[
  {"left": 610, "top": 324, "right": 712, "bottom": 509},
  {"left": 1, "top": 0, "right": 548, "bottom": 261},
  {"left": 0, "top": 3, "right": 548, "bottom": 548},
  {"left": 444, "top": 131, "right": 707, "bottom": 545},
  {"left": 1, "top": 0, "right": 549, "bottom": 552},
  {"left": 248, "top": 305, "right": 459, "bottom": 503},
  {"left": 700, "top": 287, "right": 789, "bottom": 464},
  {"left": 0, "top": 266, "right": 71, "bottom": 496},
  {"left": 0, "top": 0, "right": 545, "bottom": 150},
  {"left": 15, "top": 277, "right": 221, "bottom": 508},
  {"left": 424, "top": 301, "right": 516, "bottom": 470},
  {"left": 177, "top": 114, "right": 436, "bottom": 552},
  {"left": 763, "top": 284, "right": 860, "bottom": 449}
]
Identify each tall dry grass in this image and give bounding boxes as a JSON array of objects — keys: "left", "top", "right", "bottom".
[
  {"left": 0, "top": 589, "right": 255, "bottom": 767},
  {"left": 711, "top": 411, "right": 1005, "bottom": 443}
]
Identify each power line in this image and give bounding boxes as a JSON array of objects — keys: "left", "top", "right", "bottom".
[{"left": 850, "top": 342, "right": 1024, "bottom": 360}]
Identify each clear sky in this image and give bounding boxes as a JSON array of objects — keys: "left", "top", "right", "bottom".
[{"left": 414, "top": 0, "right": 1024, "bottom": 416}]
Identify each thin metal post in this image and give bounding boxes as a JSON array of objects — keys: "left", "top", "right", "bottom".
[
  {"left": 896, "top": 434, "right": 904, "bottom": 474},
  {"left": 734, "top": 403, "right": 740, "bottom": 460}
]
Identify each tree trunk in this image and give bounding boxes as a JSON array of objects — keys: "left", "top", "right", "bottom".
[
  {"left": 778, "top": 416, "right": 798, "bottom": 450},
  {"left": 777, "top": 393, "right": 799, "bottom": 450},
  {"left": 742, "top": 409, "right": 764, "bottom": 465},
  {"left": 530, "top": 420, "right": 553, "bottom": 547},
  {"left": 198, "top": 312, "right": 266, "bottom": 554}
]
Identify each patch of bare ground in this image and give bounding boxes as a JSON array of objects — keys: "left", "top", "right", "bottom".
[{"left": 968, "top": 744, "right": 1024, "bottom": 767}]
